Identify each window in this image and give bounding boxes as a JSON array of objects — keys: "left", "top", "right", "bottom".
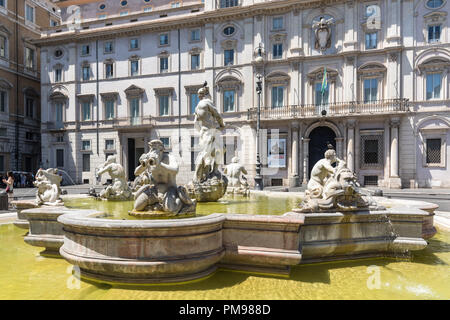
[
  {"left": 104, "top": 41, "right": 113, "bottom": 53},
  {"left": 426, "top": 73, "right": 441, "bottom": 100},
  {"left": 55, "top": 102, "right": 63, "bottom": 123},
  {"left": 271, "top": 86, "right": 284, "bottom": 108},
  {"left": 98, "top": 14, "right": 107, "bottom": 19},
  {"left": 364, "top": 78, "right": 378, "bottom": 103},
  {"left": 273, "top": 17, "right": 283, "bottom": 30},
  {"left": 105, "top": 62, "right": 114, "bottom": 78},
  {"left": 0, "top": 35, "right": 6, "bottom": 58},
  {"left": 54, "top": 68, "right": 62, "bottom": 83},
  {"left": 273, "top": 43, "right": 283, "bottom": 59},
  {"left": 160, "top": 34, "right": 169, "bottom": 46},
  {"left": 121, "top": 0, "right": 128, "bottom": 6},
  {"left": 81, "top": 44, "right": 90, "bottom": 55},
  {"left": 364, "top": 139, "right": 379, "bottom": 164},
  {"left": 82, "top": 154, "right": 90, "bottom": 172},
  {"left": 82, "top": 101, "right": 91, "bottom": 121},
  {"left": 82, "top": 65, "right": 90, "bottom": 81},
  {"left": 99, "top": 3, "right": 106, "bottom": 10},
  {"left": 365, "top": 32, "right": 377, "bottom": 49},
  {"left": 0, "top": 90, "right": 6, "bottom": 112},
  {"left": 159, "top": 95, "right": 169, "bottom": 116},
  {"left": 0, "top": 128, "right": 6, "bottom": 136},
  {"left": 224, "top": 49, "right": 234, "bottom": 66},
  {"left": 171, "top": 2, "right": 180, "bottom": 8},
  {"left": 0, "top": 0, "right": 5, "bottom": 8},
  {"left": 191, "top": 54, "right": 200, "bottom": 70},
  {"left": 426, "top": 0, "right": 444, "bottom": 8},
  {"left": 220, "top": 0, "right": 239, "bottom": 8},
  {"left": 25, "top": 47, "right": 35, "bottom": 69},
  {"left": 56, "top": 149, "right": 64, "bottom": 167},
  {"left": 428, "top": 25, "right": 441, "bottom": 43},
  {"left": 143, "top": 6, "right": 152, "bottom": 13},
  {"left": 50, "top": 19, "right": 59, "bottom": 27},
  {"left": 56, "top": 135, "right": 64, "bottom": 143},
  {"left": 190, "top": 93, "right": 199, "bottom": 114},
  {"left": 191, "top": 29, "right": 200, "bottom": 41},
  {"left": 120, "top": 11, "right": 128, "bottom": 16},
  {"left": 82, "top": 140, "right": 91, "bottom": 151},
  {"left": 315, "top": 82, "right": 329, "bottom": 106},
  {"left": 223, "top": 26, "right": 235, "bottom": 36},
  {"left": 160, "top": 56, "right": 168, "bottom": 73},
  {"left": 223, "top": 90, "right": 235, "bottom": 112},
  {"left": 191, "top": 136, "right": 199, "bottom": 171},
  {"left": 130, "top": 38, "right": 139, "bottom": 49},
  {"left": 54, "top": 49, "right": 63, "bottom": 58},
  {"left": 130, "top": 97, "right": 140, "bottom": 124},
  {"left": 25, "top": 4, "right": 34, "bottom": 23},
  {"left": 130, "top": 60, "right": 139, "bottom": 76},
  {"left": 105, "top": 139, "right": 115, "bottom": 150},
  {"left": 426, "top": 138, "right": 441, "bottom": 164},
  {"left": 105, "top": 100, "right": 114, "bottom": 119},
  {"left": 160, "top": 137, "right": 170, "bottom": 149},
  {"left": 25, "top": 98, "right": 33, "bottom": 118}
]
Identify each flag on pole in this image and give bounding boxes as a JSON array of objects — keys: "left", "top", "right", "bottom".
[{"left": 321, "top": 67, "right": 328, "bottom": 95}]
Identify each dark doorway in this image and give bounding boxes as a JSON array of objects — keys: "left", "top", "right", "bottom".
[
  {"left": 308, "top": 126, "right": 336, "bottom": 176},
  {"left": 127, "top": 138, "right": 135, "bottom": 181}
]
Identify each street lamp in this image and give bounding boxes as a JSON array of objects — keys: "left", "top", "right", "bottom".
[{"left": 254, "top": 73, "right": 263, "bottom": 190}]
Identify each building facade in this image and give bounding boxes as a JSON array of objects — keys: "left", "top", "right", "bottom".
[
  {"left": 37, "top": 0, "right": 450, "bottom": 188},
  {"left": 0, "top": 0, "right": 60, "bottom": 174}
]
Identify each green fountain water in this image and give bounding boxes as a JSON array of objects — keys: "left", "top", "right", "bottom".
[
  {"left": 1, "top": 194, "right": 449, "bottom": 299},
  {"left": 0, "top": 221, "right": 449, "bottom": 299}
]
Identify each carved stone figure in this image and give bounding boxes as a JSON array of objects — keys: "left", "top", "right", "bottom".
[
  {"left": 96, "top": 155, "right": 133, "bottom": 201},
  {"left": 34, "top": 168, "right": 63, "bottom": 206},
  {"left": 130, "top": 140, "right": 196, "bottom": 217},
  {"left": 294, "top": 149, "right": 379, "bottom": 213},
  {"left": 224, "top": 156, "right": 249, "bottom": 196},
  {"left": 187, "top": 82, "right": 228, "bottom": 202},
  {"left": 313, "top": 16, "right": 334, "bottom": 51}
]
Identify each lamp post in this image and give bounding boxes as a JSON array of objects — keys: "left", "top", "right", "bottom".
[{"left": 254, "top": 73, "right": 263, "bottom": 190}]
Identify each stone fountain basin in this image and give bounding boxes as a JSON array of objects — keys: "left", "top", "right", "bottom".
[{"left": 57, "top": 211, "right": 304, "bottom": 284}]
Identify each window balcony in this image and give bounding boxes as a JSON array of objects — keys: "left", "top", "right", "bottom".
[
  {"left": 247, "top": 99, "right": 409, "bottom": 121},
  {"left": 112, "top": 116, "right": 154, "bottom": 129}
]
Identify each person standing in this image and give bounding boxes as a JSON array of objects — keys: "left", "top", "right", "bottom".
[{"left": 2, "top": 172, "right": 14, "bottom": 208}]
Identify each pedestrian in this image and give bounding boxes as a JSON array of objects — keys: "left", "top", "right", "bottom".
[
  {"left": 2, "top": 171, "right": 14, "bottom": 208},
  {"left": 21, "top": 173, "right": 26, "bottom": 188}
]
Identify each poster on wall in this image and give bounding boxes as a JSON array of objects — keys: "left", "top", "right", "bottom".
[{"left": 267, "top": 138, "right": 286, "bottom": 168}]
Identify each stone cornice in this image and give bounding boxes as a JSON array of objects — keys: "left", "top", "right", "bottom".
[{"left": 33, "top": 0, "right": 345, "bottom": 46}]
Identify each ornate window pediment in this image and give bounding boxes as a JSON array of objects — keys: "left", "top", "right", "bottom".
[
  {"left": 307, "top": 67, "right": 338, "bottom": 82},
  {"left": 129, "top": 54, "right": 140, "bottom": 61},
  {"left": 0, "top": 78, "right": 13, "bottom": 90},
  {"left": 357, "top": 63, "right": 386, "bottom": 79},
  {"left": 184, "top": 85, "right": 203, "bottom": 94},
  {"left": 266, "top": 72, "right": 290, "bottom": 85},
  {"left": 49, "top": 85, "right": 69, "bottom": 100},
  {"left": 418, "top": 58, "right": 450, "bottom": 74},
  {"left": 23, "top": 87, "right": 39, "bottom": 98},
  {"left": 100, "top": 92, "right": 119, "bottom": 100},
  {"left": 221, "top": 39, "right": 237, "bottom": 50},
  {"left": 0, "top": 25, "right": 11, "bottom": 36},
  {"left": 269, "top": 33, "right": 287, "bottom": 42},
  {"left": 217, "top": 76, "right": 242, "bottom": 92},
  {"left": 189, "top": 47, "right": 202, "bottom": 54},
  {"left": 125, "top": 84, "right": 145, "bottom": 96},
  {"left": 424, "top": 11, "right": 447, "bottom": 24},
  {"left": 154, "top": 87, "right": 174, "bottom": 96}
]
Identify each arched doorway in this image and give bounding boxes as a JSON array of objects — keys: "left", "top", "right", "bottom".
[{"left": 308, "top": 126, "right": 336, "bottom": 175}]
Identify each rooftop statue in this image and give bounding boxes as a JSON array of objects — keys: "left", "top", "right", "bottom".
[
  {"left": 96, "top": 155, "right": 133, "bottom": 201},
  {"left": 130, "top": 139, "right": 196, "bottom": 217},
  {"left": 224, "top": 156, "right": 249, "bottom": 196},
  {"left": 188, "top": 82, "right": 228, "bottom": 202},
  {"left": 34, "top": 168, "right": 63, "bottom": 206},
  {"left": 295, "top": 148, "right": 379, "bottom": 213}
]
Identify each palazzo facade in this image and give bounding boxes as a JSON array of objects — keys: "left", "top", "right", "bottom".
[{"left": 37, "top": 0, "right": 450, "bottom": 188}]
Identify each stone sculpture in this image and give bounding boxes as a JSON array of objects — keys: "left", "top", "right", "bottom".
[
  {"left": 295, "top": 148, "right": 378, "bottom": 213},
  {"left": 130, "top": 139, "right": 196, "bottom": 217},
  {"left": 312, "top": 16, "right": 334, "bottom": 51},
  {"left": 96, "top": 155, "right": 133, "bottom": 201},
  {"left": 224, "top": 156, "right": 249, "bottom": 196},
  {"left": 188, "top": 82, "right": 228, "bottom": 202},
  {"left": 34, "top": 168, "right": 63, "bottom": 206}
]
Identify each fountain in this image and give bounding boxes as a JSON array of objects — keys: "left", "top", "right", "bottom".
[
  {"left": 95, "top": 155, "right": 133, "bottom": 201},
  {"left": 224, "top": 157, "right": 250, "bottom": 197},
  {"left": 187, "top": 82, "right": 228, "bottom": 202},
  {"left": 129, "top": 139, "right": 196, "bottom": 218}
]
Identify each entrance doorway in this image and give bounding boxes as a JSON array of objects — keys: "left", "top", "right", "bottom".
[
  {"left": 308, "top": 126, "right": 336, "bottom": 176},
  {"left": 127, "top": 138, "right": 145, "bottom": 181}
]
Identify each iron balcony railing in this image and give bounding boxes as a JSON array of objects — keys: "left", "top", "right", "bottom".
[{"left": 247, "top": 99, "right": 409, "bottom": 121}]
